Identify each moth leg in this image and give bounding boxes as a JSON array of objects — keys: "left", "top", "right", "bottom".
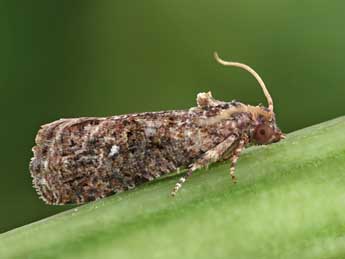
[
  {"left": 229, "top": 135, "right": 249, "bottom": 183},
  {"left": 171, "top": 134, "right": 238, "bottom": 196}
]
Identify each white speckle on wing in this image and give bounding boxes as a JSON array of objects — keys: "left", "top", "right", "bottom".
[
  {"left": 184, "top": 130, "right": 193, "bottom": 138},
  {"left": 145, "top": 127, "right": 156, "bottom": 137},
  {"left": 43, "top": 160, "right": 49, "bottom": 170},
  {"left": 109, "top": 145, "right": 120, "bottom": 157}
]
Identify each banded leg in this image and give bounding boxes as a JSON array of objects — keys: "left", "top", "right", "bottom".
[
  {"left": 230, "top": 135, "right": 248, "bottom": 183},
  {"left": 171, "top": 134, "right": 238, "bottom": 196}
]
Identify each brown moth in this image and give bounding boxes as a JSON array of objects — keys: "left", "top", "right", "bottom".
[{"left": 30, "top": 53, "right": 285, "bottom": 205}]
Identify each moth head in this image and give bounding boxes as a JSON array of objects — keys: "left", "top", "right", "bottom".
[
  {"left": 252, "top": 113, "right": 285, "bottom": 145},
  {"left": 214, "top": 52, "right": 285, "bottom": 145}
]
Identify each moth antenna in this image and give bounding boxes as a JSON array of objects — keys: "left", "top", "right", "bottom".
[{"left": 214, "top": 52, "right": 274, "bottom": 111}]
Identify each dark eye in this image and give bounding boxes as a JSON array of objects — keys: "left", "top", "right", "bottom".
[
  {"left": 254, "top": 125, "right": 273, "bottom": 144},
  {"left": 259, "top": 129, "right": 266, "bottom": 135}
]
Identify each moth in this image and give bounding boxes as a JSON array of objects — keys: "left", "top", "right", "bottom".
[{"left": 30, "top": 53, "right": 285, "bottom": 205}]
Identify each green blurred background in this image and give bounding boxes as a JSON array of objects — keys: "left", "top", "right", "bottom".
[{"left": 1, "top": 1, "right": 344, "bottom": 233}]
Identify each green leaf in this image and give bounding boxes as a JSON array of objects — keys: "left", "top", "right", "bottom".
[{"left": 1, "top": 117, "right": 345, "bottom": 259}]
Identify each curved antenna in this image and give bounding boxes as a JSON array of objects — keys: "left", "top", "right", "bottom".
[{"left": 214, "top": 52, "right": 273, "bottom": 111}]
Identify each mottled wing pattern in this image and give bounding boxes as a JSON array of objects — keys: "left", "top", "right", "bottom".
[
  {"left": 30, "top": 111, "right": 208, "bottom": 204},
  {"left": 30, "top": 100, "right": 257, "bottom": 204}
]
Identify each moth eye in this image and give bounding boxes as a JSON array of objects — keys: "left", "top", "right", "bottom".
[{"left": 254, "top": 124, "right": 274, "bottom": 144}]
